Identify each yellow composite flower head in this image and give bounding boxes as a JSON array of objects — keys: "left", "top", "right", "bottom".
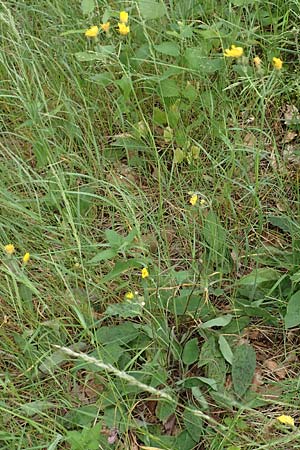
[
  {"left": 4, "top": 244, "right": 15, "bottom": 255},
  {"left": 272, "top": 57, "right": 283, "bottom": 70},
  {"left": 141, "top": 267, "right": 149, "bottom": 279},
  {"left": 100, "top": 22, "right": 110, "bottom": 32},
  {"left": 276, "top": 415, "right": 295, "bottom": 427},
  {"left": 125, "top": 291, "right": 134, "bottom": 300},
  {"left": 224, "top": 45, "right": 244, "bottom": 58},
  {"left": 85, "top": 26, "right": 99, "bottom": 38},
  {"left": 119, "top": 11, "right": 129, "bottom": 24},
  {"left": 118, "top": 22, "right": 130, "bottom": 35},
  {"left": 189, "top": 194, "right": 198, "bottom": 206},
  {"left": 23, "top": 252, "right": 30, "bottom": 263},
  {"left": 253, "top": 56, "right": 262, "bottom": 67}
]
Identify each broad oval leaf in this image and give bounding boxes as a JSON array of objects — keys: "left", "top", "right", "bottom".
[
  {"left": 159, "top": 79, "right": 180, "bottom": 98},
  {"left": 200, "top": 314, "right": 232, "bottom": 329},
  {"left": 232, "top": 344, "right": 256, "bottom": 397},
  {"left": 285, "top": 290, "right": 300, "bottom": 329},
  {"left": 183, "top": 406, "right": 203, "bottom": 442},
  {"left": 139, "top": 0, "right": 167, "bottom": 20},
  {"left": 81, "top": 0, "right": 95, "bottom": 15},
  {"left": 154, "top": 42, "right": 180, "bottom": 57},
  {"left": 182, "top": 338, "right": 199, "bottom": 365},
  {"left": 218, "top": 335, "right": 233, "bottom": 365}
]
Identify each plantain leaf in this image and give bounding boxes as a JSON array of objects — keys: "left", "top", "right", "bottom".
[{"left": 232, "top": 344, "right": 256, "bottom": 397}]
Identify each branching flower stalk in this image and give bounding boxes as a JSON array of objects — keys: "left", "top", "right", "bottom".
[{"left": 55, "top": 345, "right": 223, "bottom": 428}]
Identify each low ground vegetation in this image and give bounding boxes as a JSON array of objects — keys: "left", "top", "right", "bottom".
[{"left": 1, "top": 0, "right": 300, "bottom": 448}]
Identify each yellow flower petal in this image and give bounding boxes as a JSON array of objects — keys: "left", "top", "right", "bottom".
[
  {"left": 253, "top": 56, "right": 262, "bottom": 67},
  {"left": 276, "top": 415, "right": 295, "bottom": 426},
  {"left": 141, "top": 267, "right": 149, "bottom": 279},
  {"left": 125, "top": 291, "right": 134, "bottom": 300},
  {"left": 189, "top": 194, "right": 198, "bottom": 206},
  {"left": 85, "top": 26, "right": 99, "bottom": 38},
  {"left": 23, "top": 252, "right": 30, "bottom": 263},
  {"left": 118, "top": 22, "right": 130, "bottom": 35},
  {"left": 272, "top": 57, "right": 283, "bottom": 70},
  {"left": 119, "top": 11, "right": 129, "bottom": 24},
  {"left": 100, "top": 22, "right": 110, "bottom": 32},
  {"left": 4, "top": 244, "right": 15, "bottom": 255},
  {"left": 224, "top": 45, "right": 243, "bottom": 58}
]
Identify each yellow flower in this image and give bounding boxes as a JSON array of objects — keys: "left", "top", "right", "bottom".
[
  {"left": 85, "top": 26, "right": 99, "bottom": 38},
  {"left": 253, "top": 56, "right": 262, "bottom": 68},
  {"left": 224, "top": 45, "right": 244, "bottom": 58},
  {"left": 141, "top": 267, "right": 149, "bottom": 279},
  {"left": 200, "top": 198, "right": 207, "bottom": 206},
  {"left": 100, "top": 22, "right": 110, "bottom": 32},
  {"left": 4, "top": 244, "right": 15, "bottom": 255},
  {"left": 118, "top": 22, "right": 130, "bottom": 36},
  {"left": 189, "top": 194, "right": 198, "bottom": 206},
  {"left": 276, "top": 415, "right": 294, "bottom": 427},
  {"left": 23, "top": 252, "right": 30, "bottom": 263},
  {"left": 272, "top": 57, "right": 283, "bottom": 70},
  {"left": 119, "top": 11, "right": 129, "bottom": 24},
  {"left": 125, "top": 291, "right": 134, "bottom": 300}
]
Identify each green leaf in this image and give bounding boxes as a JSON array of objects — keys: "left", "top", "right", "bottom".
[
  {"left": 103, "top": 405, "right": 127, "bottom": 432},
  {"left": 74, "top": 344, "right": 124, "bottom": 371},
  {"left": 232, "top": 344, "right": 256, "bottom": 397},
  {"left": 18, "top": 284, "right": 33, "bottom": 311},
  {"left": 88, "top": 248, "right": 117, "bottom": 264},
  {"left": 184, "top": 47, "right": 207, "bottom": 70},
  {"left": 285, "top": 290, "right": 300, "bottom": 329},
  {"left": 183, "top": 406, "right": 203, "bottom": 442},
  {"left": 66, "top": 423, "right": 102, "bottom": 450},
  {"left": 159, "top": 79, "right": 180, "bottom": 98},
  {"left": 138, "top": 0, "right": 167, "bottom": 20},
  {"left": 198, "top": 57, "right": 225, "bottom": 74},
  {"left": 175, "top": 0, "right": 203, "bottom": 18},
  {"left": 237, "top": 268, "right": 280, "bottom": 288},
  {"left": 62, "top": 405, "right": 99, "bottom": 428},
  {"left": 60, "top": 28, "right": 87, "bottom": 36},
  {"left": 232, "top": 0, "right": 256, "bottom": 5},
  {"left": 105, "top": 229, "right": 124, "bottom": 248},
  {"left": 178, "top": 376, "right": 218, "bottom": 391},
  {"left": 237, "top": 268, "right": 280, "bottom": 300},
  {"left": 268, "top": 215, "right": 296, "bottom": 233},
  {"left": 96, "top": 322, "right": 140, "bottom": 345},
  {"left": 156, "top": 399, "right": 177, "bottom": 421},
  {"left": 174, "top": 147, "right": 185, "bottom": 163},
  {"left": 200, "top": 314, "right": 233, "bottom": 329},
  {"left": 182, "top": 338, "right": 199, "bottom": 365},
  {"left": 75, "top": 46, "right": 115, "bottom": 62},
  {"left": 182, "top": 83, "right": 198, "bottom": 103},
  {"left": 153, "top": 107, "right": 167, "bottom": 125},
  {"left": 20, "top": 401, "right": 56, "bottom": 417},
  {"left": 104, "top": 300, "right": 144, "bottom": 318},
  {"left": 154, "top": 42, "right": 180, "bottom": 57},
  {"left": 218, "top": 335, "right": 233, "bottom": 365},
  {"left": 48, "top": 435, "right": 63, "bottom": 450},
  {"left": 191, "top": 387, "right": 209, "bottom": 410},
  {"left": 198, "top": 336, "right": 226, "bottom": 385},
  {"left": 38, "top": 342, "right": 87, "bottom": 376},
  {"left": 81, "top": 0, "right": 95, "bottom": 15},
  {"left": 90, "top": 72, "right": 114, "bottom": 87},
  {"left": 101, "top": 259, "right": 142, "bottom": 283},
  {"left": 75, "top": 52, "right": 100, "bottom": 62},
  {"left": 175, "top": 430, "right": 197, "bottom": 449},
  {"left": 202, "top": 210, "right": 227, "bottom": 255}
]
